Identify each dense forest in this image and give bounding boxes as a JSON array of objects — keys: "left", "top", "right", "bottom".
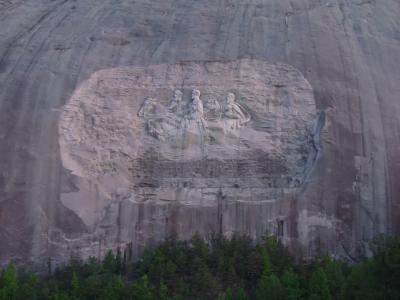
[{"left": 0, "top": 234, "right": 399, "bottom": 300}]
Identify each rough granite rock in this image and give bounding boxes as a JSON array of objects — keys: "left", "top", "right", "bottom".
[{"left": 0, "top": 0, "right": 399, "bottom": 268}]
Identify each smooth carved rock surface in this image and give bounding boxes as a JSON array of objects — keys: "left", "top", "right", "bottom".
[
  {"left": 59, "top": 60, "right": 317, "bottom": 234},
  {"left": 0, "top": 0, "right": 399, "bottom": 267}
]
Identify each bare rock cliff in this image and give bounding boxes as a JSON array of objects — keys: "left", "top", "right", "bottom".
[{"left": 0, "top": 0, "right": 399, "bottom": 267}]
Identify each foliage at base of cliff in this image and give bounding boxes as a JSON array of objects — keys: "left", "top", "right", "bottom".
[{"left": 1, "top": 234, "right": 399, "bottom": 300}]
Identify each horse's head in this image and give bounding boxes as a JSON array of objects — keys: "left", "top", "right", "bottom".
[{"left": 138, "top": 97, "right": 157, "bottom": 117}]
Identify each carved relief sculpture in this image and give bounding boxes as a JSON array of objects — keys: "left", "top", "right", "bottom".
[
  {"left": 138, "top": 89, "right": 251, "bottom": 144},
  {"left": 137, "top": 97, "right": 168, "bottom": 141},
  {"left": 168, "top": 90, "right": 184, "bottom": 117},
  {"left": 222, "top": 92, "right": 251, "bottom": 130},
  {"left": 205, "top": 98, "right": 222, "bottom": 120}
]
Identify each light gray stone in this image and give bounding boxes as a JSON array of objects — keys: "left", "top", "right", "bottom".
[{"left": 57, "top": 60, "right": 317, "bottom": 260}]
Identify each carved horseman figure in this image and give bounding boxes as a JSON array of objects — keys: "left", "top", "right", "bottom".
[
  {"left": 168, "top": 90, "right": 184, "bottom": 117},
  {"left": 183, "top": 89, "right": 208, "bottom": 146},
  {"left": 137, "top": 97, "right": 169, "bottom": 140},
  {"left": 186, "top": 89, "right": 204, "bottom": 121},
  {"left": 223, "top": 92, "right": 251, "bottom": 130},
  {"left": 205, "top": 98, "right": 222, "bottom": 120}
]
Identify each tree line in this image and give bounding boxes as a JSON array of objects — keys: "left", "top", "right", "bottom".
[{"left": 0, "top": 234, "right": 399, "bottom": 300}]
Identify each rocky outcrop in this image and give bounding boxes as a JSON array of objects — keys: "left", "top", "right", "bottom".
[{"left": 0, "top": 0, "right": 399, "bottom": 267}]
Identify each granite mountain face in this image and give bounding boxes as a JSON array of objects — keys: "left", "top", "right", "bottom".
[{"left": 0, "top": 0, "right": 399, "bottom": 267}]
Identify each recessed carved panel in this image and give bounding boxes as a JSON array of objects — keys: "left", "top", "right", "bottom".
[{"left": 59, "top": 60, "right": 317, "bottom": 228}]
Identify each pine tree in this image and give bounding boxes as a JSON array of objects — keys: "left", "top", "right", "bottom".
[
  {"left": 0, "top": 263, "right": 18, "bottom": 300},
  {"left": 244, "top": 251, "right": 262, "bottom": 289},
  {"left": 342, "top": 261, "right": 378, "bottom": 300},
  {"left": 98, "top": 276, "right": 124, "bottom": 300},
  {"left": 216, "top": 288, "right": 234, "bottom": 300},
  {"left": 370, "top": 235, "right": 400, "bottom": 299},
  {"left": 281, "top": 269, "right": 302, "bottom": 300},
  {"left": 158, "top": 283, "right": 173, "bottom": 300},
  {"left": 216, "top": 291, "right": 227, "bottom": 300},
  {"left": 308, "top": 268, "right": 332, "bottom": 300},
  {"left": 223, "top": 263, "right": 238, "bottom": 288},
  {"left": 235, "top": 287, "right": 248, "bottom": 300},
  {"left": 70, "top": 272, "right": 79, "bottom": 300},
  {"left": 256, "top": 273, "right": 285, "bottom": 300},
  {"left": 191, "top": 256, "right": 220, "bottom": 299},
  {"left": 260, "top": 248, "right": 272, "bottom": 277},
  {"left": 225, "top": 288, "right": 234, "bottom": 300},
  {"left": 115, "top": 247, "right": 123, "bottom": 275},
  {"left": 163, "top": 260, "right": 177, "bottom": 287},
  {"left": 102, "top": 250, "right": 116, "bottom": 273},
  {"left": 322, "top": 257, "right": 345, "bottom": 299},
  {"left": 128, "top": 275, "right": 154, "bottom": 300},
  {"left": 50, "top": 291, "right": 71, "bottom": 300},
  {"left": 255, "top": 251, "right": 284, "bottom": 300},
  {"left": 16, "top": 272, "right": 39, "bottom": 300}
]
